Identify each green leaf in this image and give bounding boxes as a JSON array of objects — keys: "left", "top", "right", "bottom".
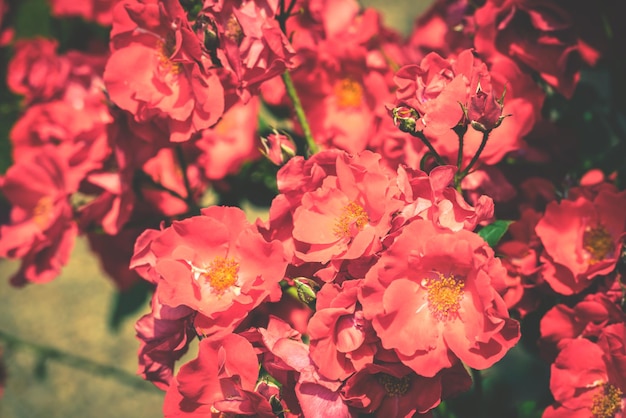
[
  {"left": 518, "top": 401, "right": 542, "bottom": 418},
  {"left": 478, "top": 220, "right": 513, "bottom": 248}
]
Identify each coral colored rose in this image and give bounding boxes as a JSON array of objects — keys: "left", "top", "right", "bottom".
[
  {"left": 135, "top": 298, "right": 195, "bottom": 390},
  {"left": 255, "top": 316, "right": 352, "bottom": 418},
  {"left": 474, "top": 0, "right": 603, "bottom": 98},
  {"left": 130, "top": 206, "right": 287, "bottom": 338},
  {"left": 308, "top": 280, "right": 377, "bottom": 381},
  {"left": 290, "top": 150, "right": 400, "bottom": 264},
  {"left": 360, "top": 219, "right": 520, "bottom": 377},
  {"left": 544, "top": 330, "right": 626, "bottom": 418},
  {"left": 261, "top": 149, "right": 399, "bottom": 269},
  {"left": 163, "top": 334, "right": 269, "bottom": 417},
  {"left": 536, "top": 186, "right": 626, "bottom": 295},
  {"left": 540, "top": 293, "right": 626, "bottom": 358},
  {"left": 0, "top": 148, "right": 77, "bottom": 285},
  {"left": 263, "top": 4, "right": 398, "bottom": 154},
  {"left": 394, "top": 49, "right": 501, "bottom": 135},
  {"left": 7, "top": 38, "right": 70, "bottom": 102},
  {"left": 394, "top": 165, "right": 494, "bottom": 234},
  {"left": 341, "top": 361, "right": 471, "bottom": 418},
  {"left": 200, "top": 0, "right": 295, "bottom": 100},
  {"left": 104, "top": 0, "right": 225, "bottom": 142}
]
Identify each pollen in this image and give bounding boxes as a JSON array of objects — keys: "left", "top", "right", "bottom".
[
  {"left": 376, "top": 373, "right": 411, "bottom": 397},
  {"left": 591, "top": 383, "right": 623, "bottom": 418},
  {"left": 334, "top": 78, "right": 363, "bottom": 108},
  {"left": 32, "top": 196, "right": 54, "bottom": 229},
  {"left": 203, "top": 256, "right": 239, "bottom": 294},
  {"left": 583, "top": 225, "right": 614, "bottom": 265},
  {"left": 425, "top": 273, "right": 465, "bottom": 321},
  {"left": 333, "top": 201, "right": 369, "bottom": 238},
  {"left": 225, "top": 14, "right": 244, "bottom": 45},
  {"left": 156, "top": 37, "right": 183, "bottom": 75}
]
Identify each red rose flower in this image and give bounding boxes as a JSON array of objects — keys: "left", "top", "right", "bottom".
[
  {"left": 135, "top": 297, "right": 195, "bottom": 390},
  {"left": 131, "top": 206, "right": 287, "bottom": 337},
  {"left": 394, "top": 49, "right": 502, "bottom": 135},
  {"left": 290, "top": 150, "right": 400, "bottom": 264},
  {"left": 474, "top": 0, "right": 603, "bottom": 98},
  {"left": 360, "top": 219, "right": 520, "bottom": 377},
  {"left": 163, "top": 334, "right": 265, "bottom": 417},
  {"left": 7, "top": 38, "right": 70, "bottom": 102},
  {"left": 308, "top": 280, "right": 377, "bottom": 381},
  {"left": 536, "top": 186, "right": 626, "bottom": 295},
  {"left": 544, "top": 328, "right": 626, "bottom": 418},
  {"left": 0, "top": 148, "right": 77, "bottom": 285},
  {"left": 104, "top": 0, "right": 225, "bottom": 142},
  {"left": 540, "top": 293, "right": 626, "bottom": 359},
  {"left": 200, "top": 0, "right": 296, "bottom": 100}
]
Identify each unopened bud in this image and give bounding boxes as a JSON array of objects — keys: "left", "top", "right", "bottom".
[
  {"left": 293, "top": 277, "right": 319, "bottom": 305},
  {"left": 260, "top": 130, "right": 297, "bottom": 165},
  {"left": 392, "top": 106, "right": 420, "bottom": 133}
]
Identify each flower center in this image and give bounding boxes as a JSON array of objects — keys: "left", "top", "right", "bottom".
[
  {"left": 203, "top": 256, "right": 239, "bottom": 294},
  {"left": 334, "top": 78, "right": 363, "bottom": 108},
  {"left": 376, "top": 373, "right": 411, "bottom": 397},
  {"left": 334, "top": 201, "right": 368, "bottom": 238},
  {"left": 583, "top": 225, "right": 614, "bottom": 265},
  {"left": 591, "top": 383, "right": 623, "bottom": 418},
  {"left": 225, "top": 14, "right": 244, "bottom": 45},
  {"left": 32, "top": 196, "right": 54, "bottom": 229},
  {"left": 157, "top": 35, "right": 182, "bottom": 75},
  {"left": 424, "top": 273, "right": 465, "bottom": 321}
]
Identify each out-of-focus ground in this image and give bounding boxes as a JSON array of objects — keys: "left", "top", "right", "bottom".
[{"left": 0, "top": 1, "right": 433, "bottom": 417}]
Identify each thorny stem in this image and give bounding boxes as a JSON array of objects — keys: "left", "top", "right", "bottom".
[{"left": 0, "top": 328, "right": 161, "bottom": 394}]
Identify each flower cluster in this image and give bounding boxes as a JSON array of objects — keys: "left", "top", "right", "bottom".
[{"left": 1, "top": 0, "right": 625, "bottom": 417}]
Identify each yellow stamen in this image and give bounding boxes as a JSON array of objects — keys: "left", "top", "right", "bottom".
[
  {"left": 156, "top": 37, "right": 183, "bottom": 75},
  {"left": 333, "top": 201, "right": 368, "bottom": 238},
  {"left": 225, "top": 14, "right": 244, "bottom": 45},
  {"left": 424, "top": 273, "right": 465, "bottom": 321},
  {"left": 591, "top": 383, "right": 623, "bottom": 418},
  {"left": 334, "top": 78, "right": 363, "bottom": 108},
  {"left": 32, "top": 196, "right": 54, "bottom": 229},
  {"left": 584, "top": 225, "right": 614, "bottom": 265},
  {"left": 376, "top": 373, "right": 411, "bottom": 396},
  {"left": 202, "top": 256, "right": 239, "bottom": 294}
]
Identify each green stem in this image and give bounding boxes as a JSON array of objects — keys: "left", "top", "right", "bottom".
[
  {"left": 0, "top": 328, "right": 161, "bottom": 393},
  {"left": 135, "top": 170, "right": 187, "bottom": 202},
  {"left": 410, "top": 130, "right": 446, "bottom": 167},
  {"left": 458, "top": 129, "right": 491, "bottom": 179},
  {"left": 281, "top": 71, "right": 319, "bottom": 156},
  {"left": 276, "top": 0, "right": 318, "bottom": 157},
  {"left": 455, "top": 125, "right": 468, "bottom": 170},
  {"left": 470, "top": 367, "right": 484, "bottom": 416},
  {"left": 453, "top": 124, "right": 468, "bottom": 191}
]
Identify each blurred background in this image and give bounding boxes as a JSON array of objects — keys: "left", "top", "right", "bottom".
[{"left": 0, "top": 1, "right": 435, "bottom": 417}]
